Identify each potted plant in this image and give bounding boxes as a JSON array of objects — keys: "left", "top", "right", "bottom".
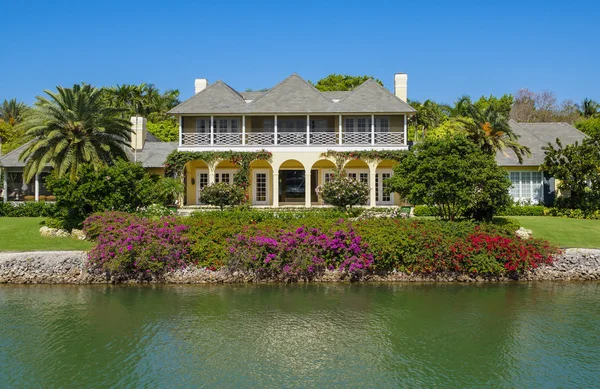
[{"left": 159, "top": 178, "right": 184, "bottom": 212}]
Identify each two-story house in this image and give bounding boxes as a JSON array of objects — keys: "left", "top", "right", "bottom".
[{"left": 167, "top": 73, "right": 415, "bottom": 207}]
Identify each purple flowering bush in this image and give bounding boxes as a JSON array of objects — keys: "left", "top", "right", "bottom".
[
  {"left": 85, "top": 212, "right": 193, "bottom": 277},
  {"left": 227, "top": 226, "right": 374, "bottom": 281}
]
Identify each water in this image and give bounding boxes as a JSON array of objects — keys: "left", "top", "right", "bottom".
[{"left": 0, "top": 283, "right": 598, "bottom": 388}]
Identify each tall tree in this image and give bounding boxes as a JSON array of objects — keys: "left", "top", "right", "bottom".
[
  {"left": 580, "top": 98, "right": 599, "bottom": 118},
  {"left": 102, "top": 83, "right": 180, "bottom": 120},
  {"left": 457, "top": 103, "right": 531, "bottom": 164},
  {"left": 311, "top": 74, "right": 384, "bottom": 91},
  {"left": 408, "top": 99, "right": 450, "bottom": 141},
  {"left": 19, "top": 84, "right": 131, "bottom": 181},
  {"left": 0, "top": 98, "right": 28, "bottom": 125}
]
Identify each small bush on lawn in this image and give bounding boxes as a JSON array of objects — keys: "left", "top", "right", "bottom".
[
  {"left": 85, "top": 212, "right": 192, "bottom": 277},
  {"left": 228, "top": 225, "right": 373, "bottom": 281},
  {"left": 499, "top": 205, "right": 546, "bottom": 216},
  {"left": 315, "top": 171, "right": 369, "bottom": 209},
  {"left": 0, "top": 201, "right": 57, "bottom": 217},
  {"left": 544, "top": 207, "right": 600, "bottom": 219},
  {"left": 200, "top": 183, "right": 246, "bottom": 210}
]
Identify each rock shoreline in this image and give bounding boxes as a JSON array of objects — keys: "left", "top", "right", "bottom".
[{"left": 1, "top": 249, "right": 599, "bottom": 284}]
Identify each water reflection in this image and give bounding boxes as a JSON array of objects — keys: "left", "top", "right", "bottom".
[{"left": 0, "top": 283, "right": 598, "bottom": 388}]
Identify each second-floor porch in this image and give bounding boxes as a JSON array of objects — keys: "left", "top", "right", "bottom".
[{"left": 178, "top": 114, "right": 407, "bottom": 148}]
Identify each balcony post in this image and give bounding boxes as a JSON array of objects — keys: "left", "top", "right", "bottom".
[
  {"left": 274, "top": 115, "right": 278, "bottom": 145},
  {"left": 338, "top": 115, "right": 343, "bottom": 145},
  {"left": 210, "top": 115, "right": 214, "bottom": 146},
  {"left": 2, "top": 168, "right": 7, "bottom": 202},
  {"left": 369, "top": 163, "right": 377, "bottom": 208},
  {"left": 242, "top": 115, "right": 246, "bottom": 145},
  {"left": 304, "top": 168, "right": 312, "bottom": 208},
  {"left": 306, "top": 114, "right": 310, "bottom": 145},
  {"left": 35, "top": 173, "right": 39, "bottom": 202},
  {"left": 178, "top": 116, "right": 183, "bottom": 146},
  {"left": 272, "top": 172, "right": 279, "bottom": 207},
  {"left": 404, "top": 114, "right": 407, "bottom": 145},
  {"left": 371, "top": 114, "right": 375, "bottom": 145}
]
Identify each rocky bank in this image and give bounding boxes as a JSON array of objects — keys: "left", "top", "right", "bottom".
[{"left": 1, "top": 249, "right": 599, "bottom": 284}]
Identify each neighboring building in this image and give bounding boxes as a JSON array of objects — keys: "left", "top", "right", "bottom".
[
  {"left": 497, "top": 120, "right": 587, "bottom": 205},
  {"left": 168, "top": 73, "right": 414, "bottom": 207},
  {"left": 0, "top": 118, "right": 177, "bottom": 202}
]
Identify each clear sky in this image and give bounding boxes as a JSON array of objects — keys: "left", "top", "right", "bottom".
[{"left": 1, "top": 0, "right": 598, "bottom": 106}]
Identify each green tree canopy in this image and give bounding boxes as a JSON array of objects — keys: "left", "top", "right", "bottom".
[
  {"left": 388, "top": 135, "right": 512, "bottom": 221},
  {"left": 312, "top": 74, "right": 383, "bottom": 91},
  {"left": 101, "top": 83, "right": 180, "bottom": 121},
  {"left": 575, "top": 117, "right": 600, "bottom": 137},
  {"left": 19, "top": 83, "right": 132, "bottom": 181}
]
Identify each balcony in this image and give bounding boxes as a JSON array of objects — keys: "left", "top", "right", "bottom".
[{"left": 181, "top": 131, "right": 405, "bottom": 147}]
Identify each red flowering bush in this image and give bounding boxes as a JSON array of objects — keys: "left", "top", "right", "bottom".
[
  {"left": 85, "top": 212, "right": 193, "bottom": 277},
  {"left": 228, "top": 225, "right": 373, "bottom": 281}
]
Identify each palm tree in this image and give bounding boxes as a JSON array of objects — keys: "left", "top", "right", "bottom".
[
  {"left": 580, "top": 98, "right": 599, "bottom": 118},
  {"left": 457, "top": 103, "right": 531, "bottom": 164},
  {"left": 18, "top": 83, "right": 131, "bottom": 181},
  {"left": 0, "top": 98, "right": 28, "bottom": 125},
  {"left": 409, "top": 99, "right": 450, "bottom": 140}
]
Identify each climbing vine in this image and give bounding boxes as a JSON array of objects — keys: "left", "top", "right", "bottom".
[
  {"left": 321, "top": 150, "right": 409, "bottom": 168},
  {"left": 164, "top": 150, "right": 272, "bottom": 189}
]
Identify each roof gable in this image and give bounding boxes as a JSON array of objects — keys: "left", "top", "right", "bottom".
[
  {"left": 168, "top": 81, "right": 247, "bottom": 114},
  {"left": 331, "top": 79, "right": 416, "bottom": 113},
  {"left": 247, "top": 74, "right": 332, "bottom": 113}
]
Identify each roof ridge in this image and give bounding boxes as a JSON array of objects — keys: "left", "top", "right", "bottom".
[
  {"left": 248, "top": 73, "right": 332, "bottom": 105},
  {"left": 214, "top": 80, "right": 246, "bottom": 102},
  {"left": 337, "top": 78, "right": 416, "bottom": 112},
  {"left": 510, "top": 121, "right": 547, "bottom": 144}
]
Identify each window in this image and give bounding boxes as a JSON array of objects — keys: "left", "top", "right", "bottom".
[
  {"left": 344, "top": 117, "right": 388, "bottom": 132},
  {"left": 508, "top": 171, "right": 543, "bottom": 203},
  {"left": 357, "top": 118, "right": 367, "bottom": 133},
  {"left": 231, "top": 119, "right": 238, "bottom": 132},
  {"left": 219, "top": 119, "right": 228, "bottom": 133},
  {"left": 345, "top": 118, "right": 354, "bottom": 133},
  {"left": 277, "top": 119, "right": 306, "bottom": 133},
  {"left": 196, "top": 119, "right": 207, "bottom": 133},
  {"left": 311, "top": 119, "right": 328, "bottom": 132},
  {"left": 378, "top": 118, "right": 389, "bottom": 133},
  {"left": 263, "top": 119, "right": 274, "bottom": 132}
]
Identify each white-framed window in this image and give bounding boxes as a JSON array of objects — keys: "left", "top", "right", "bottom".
[
  {"left": 344, "top": 117, "right": 389, "bottom": 133},
  {"left": 375, "top": 169, "right": 393, "bottom": 205},
  {"left": 345, "top": 118, "right": 354, "bottom": 133},
  {"left": 196, "top": 119, "right": 208, "bottom": 133},
  {"left": 378, "top": 117, "right": 389, "bottom": 133},
  {"left": 508, "top": 171, "right": 543, "bottom": 203},
  {"left": 357, "top": 118, "right": 367, "bottom": 133},
  {"left": 277, "top": 119, "right": 306, "bottom": 133},
  {"left": 311, "top": 119, "right": 328, "bottom": 132}
]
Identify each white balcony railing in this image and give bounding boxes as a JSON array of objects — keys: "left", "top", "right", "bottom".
[{"left": 181, "top": 131, "right": 406, "bottom": 147}]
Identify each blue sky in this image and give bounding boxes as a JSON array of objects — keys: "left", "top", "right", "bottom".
[{"left": 1, "top": 0, "right": 598, "bottom": 106}]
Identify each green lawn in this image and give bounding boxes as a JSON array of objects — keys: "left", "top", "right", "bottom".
[
  {"left": 513, "top": 216, "right": 600, "bottom": 249},
  {"left": 0, "top": 217, "right": 93, "bottom": 252}
]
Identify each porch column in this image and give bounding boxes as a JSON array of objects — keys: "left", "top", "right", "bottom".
[
  {"left": 371, "top": 114, "right": 375, "bottom": 145},
  {"left": 369, "top": 163, "right": 377, "bottom": 208},
  {"left": 272, "top": 172, "right": 279, "bottom": 207},
  {"left": 210, "top": 115, "right": 214, "bottom": 146},
  {"left": 338, "top": 115, "right": 343, "bottom": 145},
  {"left": 2, "top": 168, "right": 7, "bottom": 202},
  {"left": 274, "top": 115, "right": 278, "bottom": 145},
  {"left": 242, "top": 115, "right": 246, "bottom": 145},
  {"left": 404, "top": 114, "right": 407, "bottom": 145},
  {"left": 178, "top": 116, "right": 183, "bottom": 147},
  {"left": 306, "top": 114, "right": 310, "bottom": 145},
  {"left": 208, "top": 166, "right": 215, "bottom": 185},
  {"left": 304, "top": 168, "right": 312, "bottom": 208},
  {"left": 34, "top": 174, "right": 39, "bottom": 202}
]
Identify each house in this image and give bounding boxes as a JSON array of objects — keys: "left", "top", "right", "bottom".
[
  {"left": 168, "top": 73, "right": 414, "bottom": 207},
  {"left": 0, "top": 122, "right": 177, "bottom": 202},
  {"left": 498, "top": 120, "right": 587, "bottom": 205}
]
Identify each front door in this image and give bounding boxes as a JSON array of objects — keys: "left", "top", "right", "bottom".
[
  {"left": 253, "top": 170, "right": 269, "bottom": 205},
  {"left": 196, "top": 170, "right": 209, "bottom": 204},
  {"left": 375, "top": 170, "right": 393, "bottom": 205}
]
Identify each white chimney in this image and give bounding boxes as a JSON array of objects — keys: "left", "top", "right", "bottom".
[
  {"left": 195, "top": 79, "right": 208, "bottom": 94},
  {"left": 394, "top": 73, "right": 408, "bottom": 102},
  {"left": 131, "top": 116, "right": 147, "bottom": 152}
]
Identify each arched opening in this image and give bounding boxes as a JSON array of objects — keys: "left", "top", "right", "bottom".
[
  {"left": 185, "top": 160, "right": 209, "bottom": 205},
  {"left": 278, "top": 159, "right": 308, "bottom": 205},
  {"left": 311, "top": 159, "right": 337, "bottom": 205},
  {"left": 214, "top": 159, "right": 240, "bottom": 185}
]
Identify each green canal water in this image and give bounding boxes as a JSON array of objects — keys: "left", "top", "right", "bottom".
[{"left": 0, "top": 283, "right": 599, "bottom": 388}]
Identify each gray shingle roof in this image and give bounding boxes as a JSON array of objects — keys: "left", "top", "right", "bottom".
[
  {"left": 167, "top": 73, "right": 415, "bottom": 114},
  {"left": 496, "top": 120, "right": 587, "bottom": 166},
  {"left": 0, "top": 142, "right": 30, "bottom": 168}
]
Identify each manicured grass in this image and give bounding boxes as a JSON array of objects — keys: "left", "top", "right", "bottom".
[
  {"left": 0, "top": 217, "right": 93, "bottom": 252},
  {"left": 513, "top": 216, "right": 600, "bottom": 249}
]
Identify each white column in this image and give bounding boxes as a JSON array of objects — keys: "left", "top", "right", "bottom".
[
  {"left": 369, "top": 164, "right": 377, "bottom": 208},
  {"left": 2, "top": 168, "right": 7, "bottom": 202},
  {"left": 210, "top": 115, "right": 214, "bottom": 146},
  {"left": 272, "top": 172, "right": 279, "bottom": 207},
  {"left": 304, "top": 168, "right": 312, "bottom": 208},
  {"left": 208, "top": 165, "right": 215, "bottom": 185},
  {"left": 404, "top": 114, "right": 407, "bottom": 145},
  {"left": 274, "top": 115, "right": 278, "bottom": 145},
  {"left": 371, "top": 114, "right": 375, "bottom": 145},
  {"left": 338, "top": 115, "right": 343, "bottom": 145},
  {"left": 242, "top": 115, "right": 246, "bottom": 146},
  {"left": 178, "top": 116, "right": 183, "bottom": 146},
  {"left": 306, "top": 114, "right": 310, "bottom": 145},
  {"left": 34, "top": 174, "right": 39, "bottom": 202}
]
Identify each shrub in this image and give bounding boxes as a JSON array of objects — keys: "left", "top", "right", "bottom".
[
  {"left": 157, "top": 178, "right": 184, "bottom": 206},
  {"left": 499, "top": 205, "right": 546, "bottom": 216},
  {"left": 200, "top": 182, "right": 245, "bottom": 210},
  {"left": 46, "top": 160, "right": 163, "bottom": 230},
  {"left": 413, "top": 205, "right": 437, "bottom": 217},
  {"left": 315, "top": 170, "right": 369, "bottom": 209},
  {"left": 86, "top": 213, "right": 192, "bottom": 277},
  {"left": 0, "top": 201, "right": 57, "bottom": 217},
  {"left": 140, "top": 204, "right": 174, "bottom": 218},
  {"left": 228, "top": 225, "right": 373, "bottom": 281},
  {"left": 388, "top": 136, "right": 512, "bottom": 221}
]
